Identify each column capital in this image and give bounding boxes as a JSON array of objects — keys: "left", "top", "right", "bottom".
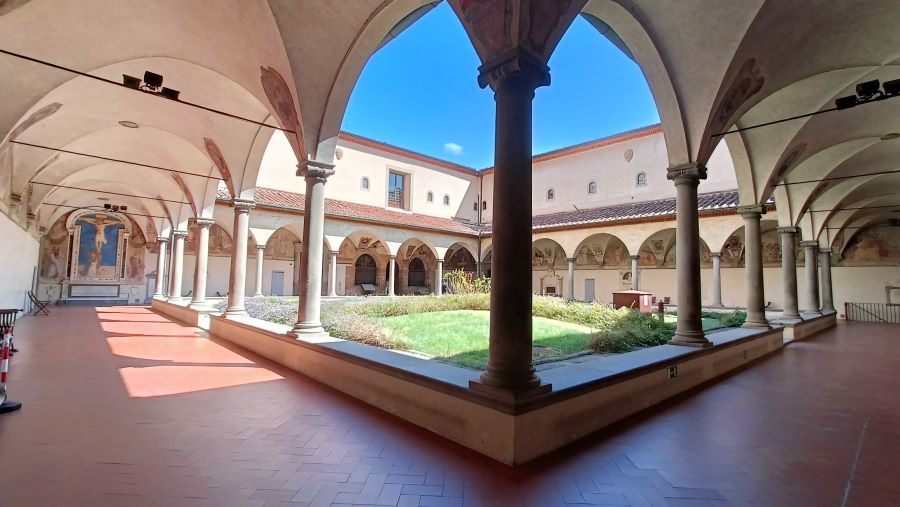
[
  {"left": 818, "top": 247, "right": 833, "bottom": 254},
  {"left": 156, "top": 236, "right": 170, "bottom": 243},
  {"left": 737, "top": 204, "right": 767, "bottom": 217},
  {"left": 297, "top": 159, "right": 335, "bottom": 181},
  {"left": 9, "top": 193, "right": 22, "bottom": 207},
  {"left": 256, "top": 244, "right": 267, "bottom": 252},
  {"left": 666, "top": 163, "right": 707, "bottom": 184},
  {"left": 233, "top": 198, "right": 255, "bottom": 212},
  {"left": 799, "top": 240, "right": 820, "bottom": 248},
  {"left": 293, "top": 241, "right": 303, "bottom": 251},
  {"left": 172, "top": 229, "right": 189, "bottom": 238},
  {"left": 630, "top": 254, "right": 640, "bottom": 260},
  {"left": 477, "top": 47, "right": 551, "bottom": 92},
  {"left": 436, "top": 258, "right": 443, "bottom": 264},
  {"left": 389, "top": 254, "right": 397, "bottom": 260},
  {"left": 567, "top": 257, "right": 575, "bottom": 263},
  {"left": 710, "top": 252, "right": 722, "bottom": 258},
  {"left": 193, "top": 217, "right": 215, "bottom": 228},
  {"left": 777, "top": 226, "right": 800, "bottom": 235}
]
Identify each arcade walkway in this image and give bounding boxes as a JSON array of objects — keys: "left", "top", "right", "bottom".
[{"left": 0, "top": 307, "right": 896, "bottom": 506}]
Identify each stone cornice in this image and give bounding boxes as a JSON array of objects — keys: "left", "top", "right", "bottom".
[
  {"left": 297, "top": 160, "right": 336, "bottom": 181},
  {"left": 799, "top": 240, "right": 820, "bottom": 248},
  {"left": 232, "top": 198, "right": 255, "bottom": 212},
  {"left": 777, "top": 226, "right": 800, "bottom": 235},
  {"left": 193, "top": 217, "right": 215, "bottom": 227},
  {"left": 477, "top": 47, "right": 551, "bottom": 91},
  {"left": 737, "top": 204, "right": 766, "bottom": 217}
]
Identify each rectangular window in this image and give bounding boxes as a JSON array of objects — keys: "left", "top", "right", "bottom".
[{"left": 388, "top": 171, "right": 406, "bottom": 209}]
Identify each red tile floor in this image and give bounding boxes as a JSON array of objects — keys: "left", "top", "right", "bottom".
[{"left": 0, "top": 306, "right": 897, "bottom": 506}]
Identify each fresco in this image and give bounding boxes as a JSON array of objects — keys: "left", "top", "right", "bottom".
[
  {"left": 575, "top": 236, "right": 629, "bottom": 268},
  {"left": 265, "top": 228, "right": 298, "bottom": 260},
  {"left": 185, "top": 223, "right": 233, "bottom": 257},
  {"left": 73, "top": 213, "right": 125, "bottom": 280},
  {"left": 841, "top": 227, "right": 900, "bottom": 264},
  {"left": 39, "top": 217, "right": 69, "bottom": 282}
]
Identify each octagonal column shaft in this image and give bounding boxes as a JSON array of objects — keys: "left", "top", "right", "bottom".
[
  {"left": 167, "top": 231, "right": 187, "bottom": 301},
  {"left": 153, "top": 237, "right": 169, "bottom": 297},
  {"left": 472, "top": 51, "right": 551, "bottom": 398},
  {"left": 253, "top": 245, "right": 265, "bottom": 297},
  {"left": 291, "top": 161, "right": 334, "bottom": 335},
  {"left": 567, "top": 258, "right": 575, "bottom": 300},
  {"left": 738, "top": 205, "right": 770, "bottom": 329},
  {"left": 388, "top": 255, "right": 396, "bottom": 296},
  {"left": 189, "top": 218, "right": 213, "bottom": 308},
  {"left": 225, "top": 199, "right": 255, "bottom": 316},
  {"left": 630, "top": 255, "right": 639, "bottom": 291},
  {"left": 819, "top": 248, "right": 835, "bottom": 313},
  {"left": 778, "top": 227, "right": 801, "bottom": 320},
  {"left": 667, "top": 164, "right": 711, "bottom": 347},
  {"left": 435, "top": 259, "right": 443, "bottom": 297},
  {"left": 328, "top": 251, "right": 338, "bottom": 297},
  {"left": 801, "top": 241, "right": 821, "bottom": 315},
  {"left": 710, "top": 253, "right": 723, "bottom": 307}
]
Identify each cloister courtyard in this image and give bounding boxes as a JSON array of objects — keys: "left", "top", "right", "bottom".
[{"left": 1, "top": 1, "right": 899, "bottom": 505}]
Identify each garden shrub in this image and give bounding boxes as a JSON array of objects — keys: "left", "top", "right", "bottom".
[
  {"left": 443, "top": 270, "right": 491, "bottom": 294},
  {"left": 715, "top": 310, "right": 747, "bottom": 327}
]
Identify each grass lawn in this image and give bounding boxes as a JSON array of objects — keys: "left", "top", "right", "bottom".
[
  {"left": 375, "top": 310, "right": 594, "bottom": 370},
  {"left": 663, "top": 314, "right": 723, "bottom": 330}
]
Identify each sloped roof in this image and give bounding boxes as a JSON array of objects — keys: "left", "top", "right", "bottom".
[
  {"left": 482, "top": 190, "right": 752, "bottom": 233},
  {"left": 217, "top": 187, "right": 480, "bottom": 236}
]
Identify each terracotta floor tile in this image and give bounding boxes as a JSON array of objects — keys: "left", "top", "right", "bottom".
[{"left": 0, "top": 308, "right": 897, "bottom": 506}]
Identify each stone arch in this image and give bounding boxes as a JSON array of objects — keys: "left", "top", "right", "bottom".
[
  {"left": 264, "top": 227, "right": 301, "bottom": 261},
  {"left": 396, "top": 237, "right": 439, "bottom": 295},
  {"left": 718, "top": 220, "right": 781, "bottom": 267},
  {"left": 572, "top": 233, "right": 630, "bottom": 269},
  {"left": 532, "top": 238, "right": 567, "bottom": 296},
  {"left": 337, "top": 230, "right": 392, "bottom": 295},
  {"left": 638, "top": 228, "right": 713, "bottom": 269}
]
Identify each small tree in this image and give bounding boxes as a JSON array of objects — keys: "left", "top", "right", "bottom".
[{"left": 443, "top": 269, "right": 490, "bottom": 294}]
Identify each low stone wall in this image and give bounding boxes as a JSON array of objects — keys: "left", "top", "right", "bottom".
[
  {"left": 780, "top": 312, "right": 837, "bottom": 342},
  {"left": 151, "top": 298, "right": 213, "bottom": 328},
  {"left": 191, "top": 310, "right": 791, "bottom": 465}
]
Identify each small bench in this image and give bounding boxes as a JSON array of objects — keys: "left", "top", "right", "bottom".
[{"left": 360, "top": 284, "right": 378, "bottom": 296}]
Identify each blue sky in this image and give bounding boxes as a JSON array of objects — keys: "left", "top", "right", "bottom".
[{"left": 342, "top": 2, "right": 659, "bottom": 169}]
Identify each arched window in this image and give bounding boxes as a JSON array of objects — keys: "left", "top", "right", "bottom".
[
  {"left": 482, "top": 200, "right": 487, "bottom": 210},
  {"left": 354, "top": 254, "right": 376, "bottom": 285},
  {"left": 361, "top": 176, "right": 370, "bottom": 190},
  {"left": 588, "top": 181, "right": 597, "bottom": 194},
  {"left": 426, "top": 191, "right": 434, "bottom": 202},
  {"left": 547, "top": 188, "right": 555, "bottom": 200},
  {"left": 636, "top": 172, "right": 647, "bottom": 187},
  {"left": 408, "top": 258, "right": 426, "bottom": 286},
  {"left": 473, "top": 202, "right": 478, "bottom": 211},
  {"left": 443, "top": 194, "right": 450, "bottom": 206}
]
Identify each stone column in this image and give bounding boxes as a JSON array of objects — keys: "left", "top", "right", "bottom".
[
  {"left": 328, "top": 251, "right": 338, "bottom": 297},
  {"left": 800, "top": 240, "right": 821, "bottom": 315},
  {"left": 189, "top": 218, "right": 213, "bottom": 309},
  {"left": 710, "top": 252, "right": 723, "bottom": 307},
  {"left": 292, "top": 241, "right": 302, "bottom": 296},
  {"left": 472, "top": 50, "right": 551, "bottom": 398},
  {"left": 566, "top": 258, "right": 575, "bottom": 300},
  {"left": 224, "top": 199, "right": 255, "bottom": 316},
  {"left": 819, "top": 248, "right": 835, "bottom": 313},
  {"left": 153, "top": 236, "right": 169, "bottom": 298},
  {"left": 630, "top": 255, "right": 639, "bottom": 290},
  {"left": 291, "top": 161, "right": 334, "bottom": 335},
  {"left": 388, "top": 255, "right": 396, "bottom": 296},
  {"left": 167, "top": 230, "right": 188, "bottom": 301},
  {"left": 778, "top": 227, "right": 801, "bottom": 320},
  {"left": 667, "top": 164, "right": 711, "bottom": 347},
  {"left": 435, "top": 259, "right": 443, "bottom": 297},
  {"left": 252, "top": 245, "right": 265, "bottom": 297},
  {"left": 738, "top": 205, "right": 770, "bottom": 329}
]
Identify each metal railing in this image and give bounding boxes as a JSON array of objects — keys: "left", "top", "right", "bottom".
[
  {"left": 845, "top": 302, "right": 900, "bottom": 323},
  {"left": 387, "top": 189, "right": 404, "bottom": 209}
]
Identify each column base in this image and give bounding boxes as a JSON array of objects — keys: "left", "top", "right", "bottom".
[
  {"left": 668, "top": 330, "right": 712, "bottom": 348},
  {"left": 251, "top": 293, "right": 263, "bottom": 298},
  {"left": 821, "top": 307, "right": 836, "bottom": 314},
  {"left": 742, "top": 319, "right": 772, "bottom": 330},
  {"left": 166, "top": 297, "right": 185, "bottom": 304},
  {"left": 468, "top": 379, "right": 552, "bottom": 406},
  {"left": 223, "top": 308, "right": 247, "bottom": 318},
  {"left": 187, "top": 301, "right": 214, "bottom": 311},
  {"left": 778, "top": 312, "right": 802, "bottom": 323},
  {"left": 289, "top": 322, "right": 326, "bottom": 337}
]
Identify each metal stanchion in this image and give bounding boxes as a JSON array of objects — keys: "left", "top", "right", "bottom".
[{"left": 0, "top": 309, "right": 23, "bottom": 414}]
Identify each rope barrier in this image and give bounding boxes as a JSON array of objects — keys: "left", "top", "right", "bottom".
[{"left": 0, "top": 309, "right": 23, "bottom": 414}]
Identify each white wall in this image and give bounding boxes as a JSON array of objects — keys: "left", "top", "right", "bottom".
[{"left": 0, "top": 212, "right": 39, "bottom": 310}]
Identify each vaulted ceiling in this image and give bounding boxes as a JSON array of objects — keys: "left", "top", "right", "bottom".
[{"left": 1, "top": 0, "right": 897, "bottom": 246}]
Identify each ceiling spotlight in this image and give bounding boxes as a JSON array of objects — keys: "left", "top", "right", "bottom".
[
  {"left": 120, "top": 70, "right": 180, "bottom": 101},
  {"left": 835, "top": 95, "right": 857, "bottom": 110},
  {"left": 118, "top": 120, "right": 140, "bottom": 128},
  {"left": 856, "top": 79, "right": 880, "bottom": 98},
  {"left": 122, "top": 74, "right": 141, "bottom": 89},
  {"left": 97, "top": 197, "right": 110, "bottom": 202},
  {"left": 884, "top": 79, "right": 900, "bottom": 97},
  {"left": 881, "top": 132, "right": 900, "bottom": 140},
  {"left": 143, "top": 71, "right": 164, "bottom": 89},
  {"left": 160, "top": 87, "right": 180, "bottom": 100},
  {"left": 103, "top": 203, "right": 112, "bottom": 210}
]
